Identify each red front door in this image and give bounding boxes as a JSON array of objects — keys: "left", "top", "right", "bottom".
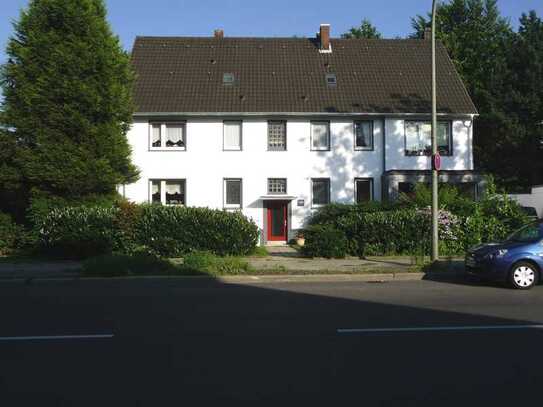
[{"left": 266, "top": 201, "right": 288, "bottom": 241}]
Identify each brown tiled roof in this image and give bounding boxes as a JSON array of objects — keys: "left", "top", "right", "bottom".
[{"left": 132, "top": 37, "right": 477, "bottom": 115}]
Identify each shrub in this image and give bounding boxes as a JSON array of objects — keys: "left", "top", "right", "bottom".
[
  {"left": 38, "top": 206, "right": 123, "bottom": 259},
  {"left": 301, "top": 225, "right": 348, "bottom": 258},
  {"left": 82, "top": 253, "right": 180, "bottom": 277},
  {"left": 135, "top": 205, "right": 259, "bottom": 257},
  {"left": 182, "top": 251, "right": 252, "bottom": 275},
  {"left": 0, "top": 212, "right": 22, "bottom": 255}
]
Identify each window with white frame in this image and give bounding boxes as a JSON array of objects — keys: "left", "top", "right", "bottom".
[
  {"left": 268, "top": 121, "right": 286, "bottom": 150},
  {"left": 149, "top": 180, "right": 186, "bottom": 205},
  {"left": 268, "top": 178, "right": 287, "bottom": 194},
  {"left": 311, "top": 121, "right": 330, "bottom": 151},
  {"left": 354, "top": 121, "right": 373, "bottom": 150},
  {"left": 224, "top": 179, "right": 242, "bottom": 208},
  {"left": 223, "top": 121, "right": 242, "bottom": 150},
  {"left": 355, "top": 178, "right": 373, "bottom": 203},
  {"left": 150, "top": 122, "right": 186, "bottom": 150},
  {"left": 405, "top": 121, "right": 451, "bottom": 156},
  {"left": 312, "top": 178, "right": 330, "bottom": 206}
]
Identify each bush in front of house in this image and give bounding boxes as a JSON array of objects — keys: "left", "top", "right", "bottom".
[
  {"left": 0, "top": 212, "right": 23, "bottom": 256},
  {"left": 301, "top": 225, "right": 349, "bottom": 258},
  {"left": 38, "top": 206, "right": 125, "bottom": 259},
  {"left": 134, "top": 205, "right": 259, "bottom": 257}
]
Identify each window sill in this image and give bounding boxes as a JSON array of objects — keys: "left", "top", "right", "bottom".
[
  {"left": 354, "top": 147, "right": 374, "bottom": 151},
  {"left": 149, "top": 147, "right": 186, "bottom": 152},
  {"left": 404, "top": 150, "right": 452, "bottom": 157}
]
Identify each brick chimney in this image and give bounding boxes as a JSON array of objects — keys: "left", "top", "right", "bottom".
[
  {"left": 423, "top": 27, "right": 432, "bottom": 40},
  {"left": 319, "top": 24, "right": 331, "bottom": 51},
  {"left": 214, "top": 29, "right": 224, "bottom": 39}
]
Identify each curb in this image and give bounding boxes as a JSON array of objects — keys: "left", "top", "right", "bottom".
[{"left": 0, "top": 271, "right": 462, "bottom": 284}]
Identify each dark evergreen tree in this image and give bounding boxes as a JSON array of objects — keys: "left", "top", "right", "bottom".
[
  {"left": 342, "top": 19, "right": 382, "bottom": 39},
  {"left": 0, "top": 0, "right": 138, "bottom": 218}
]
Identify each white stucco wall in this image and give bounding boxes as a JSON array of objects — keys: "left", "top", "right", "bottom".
[
  {"left": 122, "top": 116, "right": 473, "bottom": 241},
  {"left": 384, "top": 118, "right": 473, "bottom": 171}
]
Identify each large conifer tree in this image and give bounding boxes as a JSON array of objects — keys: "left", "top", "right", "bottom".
[{"left": 0, "top": 0, "right": 138, "bottom": 217}]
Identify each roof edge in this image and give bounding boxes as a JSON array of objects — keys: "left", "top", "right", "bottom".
[{"left": 133, "top": 112, "right": 478, "bottom": 118}]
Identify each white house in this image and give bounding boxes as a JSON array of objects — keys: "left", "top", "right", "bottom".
[{"left": 121, "top": 25, "right": 483, "bottom": 244}]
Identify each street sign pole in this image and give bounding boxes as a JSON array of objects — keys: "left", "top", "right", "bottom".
[{"left": 431, "top": 0, "right": 439, "bottom": 262}]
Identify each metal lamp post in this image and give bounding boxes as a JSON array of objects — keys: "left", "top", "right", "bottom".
[{"left": 431, "top": 0, "right": 439, "bottom": 261}]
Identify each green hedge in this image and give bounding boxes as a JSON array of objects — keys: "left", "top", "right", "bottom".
[
  {"left": 38, "top": 206, "right": 124, "bottom": 258},
  {"left": 37, "top": 204, "right": 259, "bottom": 259},
  {"left": 0, "top": 212, "right": 22, "bottom": 256},
  {"left": 135, "top": 205, "right": 259, "bottom": 257},
  {"left": 301, "top": 225, "right": 348, "bottom": 258}
]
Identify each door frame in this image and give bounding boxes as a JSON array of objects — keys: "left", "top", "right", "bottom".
[{"left": 265, "top": 200, "right": 289, "bottom": 242}]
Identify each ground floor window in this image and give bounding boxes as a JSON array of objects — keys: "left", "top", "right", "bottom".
[
  {"left": 224, "top": 178, "right": 242, "bottom": 209},
  {"left": 312, "top": 178, "right": 330, "bottom": 207},
  {"left": 149, "top": 179, "right": 186, "bottom": 205},
  {"left": 355, "top": 178, "right": 373, "bottom": 203}
]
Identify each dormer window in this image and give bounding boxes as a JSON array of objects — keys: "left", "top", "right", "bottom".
[
  {"left": 325, "top": 73, "right": 337, "bottom": 87},
  {"left": 223, "top": 73, "right": 235, "bottom": 85}
]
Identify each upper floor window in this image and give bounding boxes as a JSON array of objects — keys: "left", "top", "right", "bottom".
[
  {"left": 405, "top": 121, "right": 451, "bottom": 156},
  {"left": 149, "top": 179, "right": 186, "bottom": 205},
  {"left": 312, "top": 178, "right": 330, "bottom": 207},
  {"left": 150, "top": 122, "right": 186, "bottom": 151},
  {"left": 311, "top": 121, "right": 330, "bottom": 151},
  {"left": 354, "top": 121, "right": 374, "bottom": 150},
  {"left": 224, "top": 178, "right": 242, "bottom": 209},
  {"left": 268, "top": 121, "right": 287, "bottom": 151},
  {"left": 268, "top": 178, "right": 287, "bottom": 195},
  {"left": 223, "top": 121, "right": 242, "bottom": 150}
]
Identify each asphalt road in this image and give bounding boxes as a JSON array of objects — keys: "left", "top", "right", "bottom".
[{"left": 0, "top": 276, "right": 542, "bottom": 406}]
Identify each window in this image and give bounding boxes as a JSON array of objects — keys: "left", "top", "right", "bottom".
[
  {"left": 223, "top": 121, "right": 242, "bottom": 150},
  {"left": 405, "top": 121, "right": 451, "bottom": 156},
  {"left": 268, "top": 178, "right": 287, "bottom": 195},
  {"left": 149, "top": 180, "right": 186, "bottom": 205},
  {"left": 312, "top": 178, "right": 330, "bottom": 206},
  {"left": 150, "top": 122, "right": 186, "bottom": 150},
  {"left": 268, "top": 121, "right": 286, "bottom": 151},
  {"left": 355, "top": 178, "right": 373, "bottom": 203},
  {"left": 325, "top": 73, "right": 337, "bottom": 87},
  {"left": 223, "top": 73, "right": 235, "bottom": 85},
  {"left": 354, "top": 121, "right": 373, "bottom": 150},
  {"left": 151, "top": 180, "right": 161, "bottom": 204},
  {"left": 311, "top": 121, "right": 330, "bottom": 151},
  {"left": 224, "top": 179, "right": 242, "bottom": 208}
]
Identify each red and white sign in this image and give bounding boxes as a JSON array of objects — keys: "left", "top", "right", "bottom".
[{"left": 432, "top": 153, "right": 441, "bottom": 171}]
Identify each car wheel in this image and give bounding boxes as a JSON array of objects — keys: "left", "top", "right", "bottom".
[{"left": 509, "top": 262, "right": 539, "bottom": 290}]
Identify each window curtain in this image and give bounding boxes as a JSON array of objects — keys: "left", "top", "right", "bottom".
[
  {"left": 166, "top": 182, "right": 183, "bottom": 194},
  {"left": 224, "top": 122, "right": 241, "bottom": 149},
  {"left": 152, "top": 125, "right": 161, "bottom": 147},
  {"left": 166, "top": 125, "right": 183, "bottom": 143}
]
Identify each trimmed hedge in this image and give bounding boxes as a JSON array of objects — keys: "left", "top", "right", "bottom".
[
  {"left": 37, "top": 204, "right": 259, "bottom": 259},
  {"left": 301, "top": 225, "right": 348, "bottom": 258},
  {"left": 135, "top": 205, "right": 259, "bottom": 257},
  {"left": 38, "top": 206, "right": 124, "bottom": 258}
]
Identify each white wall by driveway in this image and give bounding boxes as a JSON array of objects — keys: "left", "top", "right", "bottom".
[{"left": 510, "top": 186, "right": 543, "bottom": 218}]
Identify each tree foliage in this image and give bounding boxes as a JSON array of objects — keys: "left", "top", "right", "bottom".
[
  {"left": 411, "top": 0, "right": 543, "bottom": 191},
  {"left": 0, "top": 0, "right": 138, "bottom": 220},
  {"left": 342, "top": 19, "right": 382, "bottom": 39}
]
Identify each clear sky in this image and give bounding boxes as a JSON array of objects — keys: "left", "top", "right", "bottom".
[{"left": 1, "top": 0, "right": 542, "bottom": 64}]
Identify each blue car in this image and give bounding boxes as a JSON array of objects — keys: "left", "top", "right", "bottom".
[{"left": 465, "top": 220, "right": 543, "bottom": 289}]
